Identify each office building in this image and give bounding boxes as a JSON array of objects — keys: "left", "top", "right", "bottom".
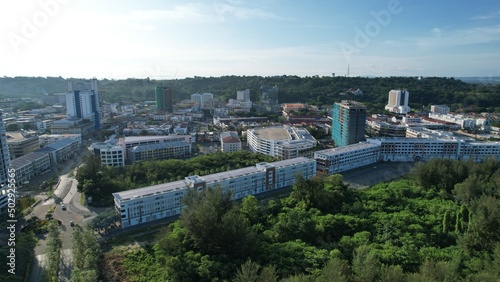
[
  {"left": 37, "top": 138, "right": 80, "bottom": 164},
  {"left": 118, "top": 135, "right": 192, "bottom": 161},
  {"left": 201, "top": 93, "right": 214, "bottom": 108},
  {"left": 247, "top": 125, "right": 316, "bottom": 159},
  {"left": 39, "top": 134, "right": 82, "bottom": 147},
  {"left": 66, "top": 79, "right": 102, "bottom": 129},
  {"left": 220, "top": 131, "right": 242, "bottom": 152},
  {"left": 6, "top": 132, "right": 39, "bottom": 159},
  {"left": 113, "top": 157, "right": 316, "bottom": 228},
  {"left": 90, "top": 142, "right": 125, "bottom": 167},
  {"left": 331, "top": 100, "right": 366, "bottom": 147},
  {"left": 260, "top": 85, "right": 279, "bottom": 113},
  {"left": 129, "top": 141, "right": 191, "bottom": 163},
  {"left": 385, "top": 89, "right": 411, "bottom": 114},
  {"left": 0, "top": 112, "right": 12, "bottom": 214}
]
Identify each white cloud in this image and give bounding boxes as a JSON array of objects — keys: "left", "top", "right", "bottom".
[
  {"left": 213, "top": 3, "right": 283, "bottom": 20},
  {"left": 431, "top": 27, "right": 442, "bottom": 36},
  {"left": 470, "top": 10, "right": 500, "bottom": 20}
]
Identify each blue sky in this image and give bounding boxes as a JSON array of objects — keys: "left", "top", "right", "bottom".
[{"left": 1, "top": 0, "right": 499, "bottom": 79}]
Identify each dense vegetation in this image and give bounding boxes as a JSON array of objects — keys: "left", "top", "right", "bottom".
[
  {"left": 2, "top": 76, "right": 500, "bottom": 113},
  {"left": 76, "top": 151, "right": 275, "bottom": 206},
  {"left": 103, "top": 159, "right": 500, "bottom": 281}
]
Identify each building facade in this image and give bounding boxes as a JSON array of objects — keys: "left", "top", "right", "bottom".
[
  {"left": 315, "top": 142, "right": 380, "bottom": 174},
  {"left": 260, "top": 85, "right": 279, "bottom": 113},
  {"left": 155, "top": 86, "right": 173, "bottom": 113},
  {"left": 39, "top": 134, "right": 82, "bottom": 147},
  {"left": 385, "top": 89, "right": 410, "bottom": 114},
  {"left": 36, "top": 138, "right": 80, "bottom": 164},
  {"left": 247, "top": 125, "right": 316, "bottom": 159},
  {"left": 119, "top": 135, "right": 192, "bottom": 161},
  {"left": 332, "top": 100, "right": 366, "bottom": 147},
  {"left": 10, "top": 152, "right": 51, "bottom": 184},
  {"left": 220, "top": 131, "right": 242, "bottom": 152},
  {"left": 129, "top": 141, "right": 191, "bottom": 163},
  {"left": 66, "top": 79, "right": 102, "bottom": 129},
  {"left": 6, "top": 132, "right": 39, "bottom": 159},
  {"left": 113, "top": 157, "right": 316, "bottom": 228},
  {"left": 90, "top": 142, "right": 125, "bottom": 167}
]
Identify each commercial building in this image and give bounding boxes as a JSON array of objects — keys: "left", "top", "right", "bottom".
[
  {"left": 237, "top": 89, "right": 251, "bottom": 101},
  {"left": 129, "top": 141, "right": 191, "bottom": 162},
  {"left": 118, "top": 135, "right": 192, "bottom": 162},
  {"left": 191, "top": 94, "right": 202, "bottom": 105},
  {"left": 365, "top": 118, "right": 406, "bottom": 137},
  {"left": 113, "top": 157, "right": 316, "bottom": 228},
  {"left": 332, "top": 100, "right": 366, "bottom": 147},
  {"left": 90, "top": 142, "right": 125, "bottom": 167},
  {"left": 10, "top": 152, "right": 51, "bottom": 183},
  {"left": 39, "top": 134, "right": 82, "bottom": 147},
  {"left": 315, "top": 142, "right": 380, "bottom": 174},
  {"left": 220, "top": 131, "right": 241, "bottom": 152},
  {"left": 37, "top": 138, "right": 80, "bottom": 164},
  {"left": 6, "top": 132, "right": 39, "bottom": 159},
  {"left": 385, "top": 89, "right": 411, "bottom": 114},
  {"left": 0, "top": 112, "right": 12, "bottom": 214},
  {"left": 247, "top": 125, "right": 316, "bottom": 159},
  {"left": 66, "top": 79, "right": 102, "bottom": 129},
  {"left": 49, "top": 119, "right": 95, "bottom": 135}
]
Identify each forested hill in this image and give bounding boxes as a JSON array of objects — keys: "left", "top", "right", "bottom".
[{"left": 1, "top": 76, "right": 500, "bottom": 112}]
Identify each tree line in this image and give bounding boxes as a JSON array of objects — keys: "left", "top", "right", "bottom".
[
  {"left": 102, "top": 158, "right": 500, "bottom": 281},
  {"left": 2, "top": 76, "right": 500, "bottom": 113}
]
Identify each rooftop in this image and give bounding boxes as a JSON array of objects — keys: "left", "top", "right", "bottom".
[
  {"left": 37, "top": 138, "right": 77, "bottom": 152},
  {"left": 251, "top": 126, "right": 290, "bottom": 140},
  {"left": 220, "top": 132, "right": 241, "bottom": 143},
  {"left": 130, "top": 141, "right": 189, "bottom": 153},
  {"left": 315, "top": 142, "right": 379, "bottom": 156},
  {"left": 11, "top": 152, "right": 50, "bottom": 169}
]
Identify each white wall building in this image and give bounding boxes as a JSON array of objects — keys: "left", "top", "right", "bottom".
[
  {"left": 39, "top": 134, "right": 82, "bottom": 147},
  {"left": 385, "top": 89, "right": 411, "bottom": 114},
  {"left": 113, "top": 157, "right": 316, "bottom": 228},
  {"left": 237, "top": 89, "right": 251, "bottom": 101},
  {"left": 119, "top": 135, "right": 192, "bottom": 161},
  {"left": 220, "top": 131, "right": 242, "bottom": 152},
  {"left": 191, "top": 94, "right": 202, "bottom": 105},
  {"left": 90, "top": 142, "right": 125, "bottom": 167},
  {"left": 247, "top": 125, "right": 316, "bottom": 160},
  {"left": 10, "top": 152, "right": 51, "bottom": 183},
  {"left": 431, "top": 105, "right": 450, "bottom": 115},
  {"left": 315, "top": 142, "right": 380, "bottom": 174}
]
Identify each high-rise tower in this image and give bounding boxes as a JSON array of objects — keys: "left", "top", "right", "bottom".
[
  {"left": 385, "top": 89, "right": 410, "bottom": 114},
  {"left": 331, "top": 100, "right": 366, "bottom": 147},
  {"left": 260, "top": 85, "right": 279, "bottom": 113},
  {"left": 66, "top": 78, "right": 102, "bottom": 129},
  {"left": 155, "top": 86, "right": 173, "bottom": 113}
]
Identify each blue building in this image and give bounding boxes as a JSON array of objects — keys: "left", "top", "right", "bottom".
[{"left": 331, "top": 100, "right": 366, "bottom": 147}]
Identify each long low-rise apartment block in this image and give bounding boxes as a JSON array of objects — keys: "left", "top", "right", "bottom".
[
  {"left": 119, "top": 135, "right": 192, "bottom": 162},
  {"left": 37, "top": 138, "right": 80, "bottom": 164},
  {"left": 113, "top": 157, "right": 316, "bottom": 228},
  {"left": 315, "top": 137, "right": 500, "bottom": 174},
  {"left": 10, "top": 151, "right": 51, "bottom": 183}
]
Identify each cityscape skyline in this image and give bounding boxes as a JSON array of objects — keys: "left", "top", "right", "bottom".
[{"left": 1, "top": 1, "right": 500, "bottom": 79}]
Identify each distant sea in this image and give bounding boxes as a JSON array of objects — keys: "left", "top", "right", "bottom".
[{"left": 457, "top": 77, "right": 500, "bottom": 84}]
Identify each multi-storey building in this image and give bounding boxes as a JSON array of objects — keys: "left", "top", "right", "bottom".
[
  {"left": 315, "top": 142, "right": 380, "bottom": 174},
  {"left": 0, "top": 112, "right": 12, "bottom": 214},
  {"left": 119, "top": 135, "right": 192, "bottom": 161},
  {"left": 129, "top": 141, "right": 191, "bottom": 162},
  {"left": 113, "top": 157, "right": 316, "bottom": 228},
  {"left": 201, "top": 93, "right": 214, "bottom": 108},
  {"left": 49, "top": 118, "right": 95, "bottom": 135},
  {"left": 332, "top": 100, "right": 366, "bottom": 147},
  {"left": 90, "top": 142, "right": 125, "bottom": 167},
  {"left": 66, "top": 79, "right": 102, "bottom": 129},
  {"left": 430, "top": 105, "right": 450, "bottom": 115},
  {"left": 385, "top": 89, "right": 410, "bottom": 114},
  {"left": 191, "top": 93, "right": 202, "bottom": 105},
  {"left": 36, "top": 138, "right": 80, "bottom": 164},
  {"left": 247, "top": 125, "right": 316, "bottom": 159},
  {"left": 220, "top": 131, "right": 242, "bottom": 153},
  {"left": 39, "top": 134, "right": 82, "bottom": 147},
  {"left": 237, "top": 89, "right": 251, "bottom": 101},
  {"left": 155, "top": 86, "right": 173, "bottom": 113},
  {"left": 365, "top": 118, "right": 406, "bottom": 137},
  {"left": 6, "top": 132, "right": 39, "bottom": 159},
  {"left": 10, "top": 152, "right": 51, "bottom": 183}
]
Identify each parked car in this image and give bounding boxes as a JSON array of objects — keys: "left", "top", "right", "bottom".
[
  {"left": 61, "top": 204, "right": 66, "bottom": 211},
  {"left": 70, "top": 221, "right": 75, "bottom": 227}
]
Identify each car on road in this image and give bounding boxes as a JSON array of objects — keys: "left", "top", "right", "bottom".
[
  {"left": 61, "top": 204, "right": 66, "bottom": 211},
  {"left": 70, "top": 221, "right": 75, "bottom": 227}
]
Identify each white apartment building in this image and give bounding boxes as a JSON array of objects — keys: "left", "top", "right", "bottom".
[
  {"left": 90, "top": 142, "right": 125, "bottom": 167},
  {"left": 430, "top": 105, "right": 450, "bottom": 115},
  {"left": 220, "top": 131, "right": 242, "bottom": 152},
  {"left": 119, "top": 135, "right": 193, "bottom": 160},
  {"left": 315, "top": 142, "right": 380, "bottom": 174},
  {"left": 247, "top": 125, "right": 316, "bottom": 160},
  {"left": 191, "top": 94, "right": 202, "bottom": 105},
  {"left": 36, "top": 138, "right": 80, "bottom": 164},
  {"left": 385, "top": 89, "right": 411, "bottom": 114},
  {"left": 113, "top": 157, "right": 316, "bottom": 228},
  {"left": 237, "top": 89, "right": 251, "bottom": 101}
]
